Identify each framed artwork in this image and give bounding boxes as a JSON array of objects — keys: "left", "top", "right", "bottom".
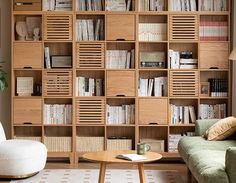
[{"left": 200, "top": 82, "right": 210, "bottom": 97}]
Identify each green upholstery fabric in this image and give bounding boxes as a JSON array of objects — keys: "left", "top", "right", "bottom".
[
  {"left": 178, "top": 136, "right": 236, "bottom": 163},
  {"left": 188, "top": 150, "right": 229, "bottom": 183},
  {"left": 195, "top": 119, "right": 219, "bottom": 136},
  {"left": 226, "top": 147, "right": 236, "bottom": 183}
]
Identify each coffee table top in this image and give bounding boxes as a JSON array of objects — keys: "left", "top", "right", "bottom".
[{"left": 83, "top": 150, "right": 162, "bottom": 163}]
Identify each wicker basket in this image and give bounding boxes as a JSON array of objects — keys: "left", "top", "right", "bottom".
[
  {"left": 14, "top": 136, "right": 42, "bottom": 142},
  {"left": 76, "top": 136, "right": 104, "bottom": 152},
  {"left": 44, "top": 136, "right": 72, "bottom": 152},
  {"left": 140, "top": 139, "right": 165, "bottom": 152},
  {"left": 107, "top": 139, "right": 132, "bottom": 150}
]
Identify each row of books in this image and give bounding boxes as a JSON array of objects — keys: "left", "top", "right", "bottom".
[
  {"left": 169, "top": 50, "right": 198, "bottom": 69},
  {"left": 138, "top": 77, "right": 168, "bottom": 97},
  {"left": 139, "top": 0, "right": 165, "bottom": 11},
  {"left": 168, "top": 132, "right": 195, "bottom": 152},
  {"left": 44, "top": 104, "right": 72, "bottom": 124},
  {"left": 200, "top": 21, "right": 228, "bottom": 41},
  {"left": 170, "top": 105, "right": 196, "bottom": 125},
  {"left": 139, "top": 23, "right": 167, "bottom": 41},
  {"left": 76, "top": 77, "right": 104, "bottom": 96},
  {"left": 199, "top": 103, "right": 227, "bottom": 119},
  {"left": 43, "top": 0, "right": 72, "bottom": 11},
  {"left": 76, "top": 19, "right": 104, "bottom": 41},
  {"left": 208, "top": 79, "right": 228, "bottom": 97},
  {"left": 200, "top": 0, "right": 227, "bottom": 11},
  {"left": 106, "top": 104, "right": 135, "bottom": 124},
  {"left": 77, "top": 0, "right": 104, "bottom": 11},
  {"left": 106, "top": 50, "right": 135, "bottom": 69},
  {"left": 140, "top": 52, "right": 166, "bottom": 68},
  {"left": 170, "top": 0, "right": 197, "bottom": 11},
  {"left": 106, "top": 0, "right": 132, "bottom": 11}
]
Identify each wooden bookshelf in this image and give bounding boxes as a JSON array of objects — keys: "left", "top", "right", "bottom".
[{"left": 11, "top": 0, "right": 232, "bottom": 164}]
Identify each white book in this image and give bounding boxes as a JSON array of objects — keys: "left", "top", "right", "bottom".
[
  {"left": 125, "top": 51, "right": 131, "bottom": 69},
  {"left": 94, "top": 19, "right": 101, "bottom": 40},
  {"left": 76, "top": 77, "right": 79, "bottom": 96},
  {"left": 116, "top": 154, "right": 147, "bottom": 161},
  {"left": 87, "top": 19, "right": 94, "bottom": 41},
  {"left": 44, "top": 47, "right": 51, "bottom": 69},
  {"left": 148, "top": 79, "right": 154, "bottom": 96},
  {"left": 82, "top": 20, "right": 88, "bottom": 41}
]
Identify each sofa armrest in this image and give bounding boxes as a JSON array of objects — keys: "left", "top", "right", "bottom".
[
  {"left": 226, "top": 147, "right": 236, "bottom": 183},
  {"left": 195, "top": 119, "right": 219, "bottom": 136}
]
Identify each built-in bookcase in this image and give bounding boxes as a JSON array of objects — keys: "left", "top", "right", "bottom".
[{"left": 11, "top": 0, "right": 231, "bottom": 163}]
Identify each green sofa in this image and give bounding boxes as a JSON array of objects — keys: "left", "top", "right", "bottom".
[{"left": 178, "top": 119, "right": 236, "bottom": 183}]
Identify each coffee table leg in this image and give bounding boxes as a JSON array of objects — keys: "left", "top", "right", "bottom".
[
  {"left": 98, "top": 162, "right": 106, "bottom": 183},
  {"left": 138, "top": 163, "right": 146, "bottom": 183}
]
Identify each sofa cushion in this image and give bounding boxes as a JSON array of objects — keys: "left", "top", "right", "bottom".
[
  {"left": 204, "top": 117, "right": 236, "bottom": 141},
  {"left": 189, "top": 150, "right": 229, "bottom": 183},
  {"left": 178, "top": 136, "right": 236, "bottom": 163}
]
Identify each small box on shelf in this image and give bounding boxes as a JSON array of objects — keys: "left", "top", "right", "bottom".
[
  {"left": 107, "top": 137, "right": 132, "bottom": 151},
  {"left": 76, "top": 136, "right": 104, "bottom": 152},
  {"left": 14, "top": 0, "right": 42, "bottom": 11},
  {"left": 140, "top": 139, "right": 164, "bottom": 152}
]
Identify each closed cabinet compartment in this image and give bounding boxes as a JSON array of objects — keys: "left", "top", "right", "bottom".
[
  {"left": 13, "top": 43, "right": 43, "bottom": 69},
  {"left": 200, "top": 43, "right": 229, "bottom": 69},
  {"left": 106, "top": 15, "right": 135, "bottom": 41},
  {"left": 107, "top": 71, "right": 135, "bottom": 97},
  {"left": 13, "top": 99, "right": 42, "bottom": 124},
  {"left": 138, "top": 99, "right": 168, "bottom": 125}
]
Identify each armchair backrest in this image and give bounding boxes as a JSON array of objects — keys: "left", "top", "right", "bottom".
[{"left": 0, "top": 122, "right": 6, "bottom": 142}]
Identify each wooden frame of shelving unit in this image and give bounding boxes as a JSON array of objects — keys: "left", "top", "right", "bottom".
[{"left": 11, "top": 0, "right": 232, "bottom": 164}]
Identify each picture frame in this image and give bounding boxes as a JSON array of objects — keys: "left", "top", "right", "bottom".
[{"left": 200, "top": 82, "right": 210, "bottom": 97}]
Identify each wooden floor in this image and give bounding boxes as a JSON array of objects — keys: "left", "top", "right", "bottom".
[{"left": 0, "top": 160, "right": 198, "bottom": 183}]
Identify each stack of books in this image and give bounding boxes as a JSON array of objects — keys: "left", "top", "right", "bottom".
[
  {"left": 139, "top": 77, "right": 167, "bottom": 97},
  {"left": 170, "top": 0, "right": 197, "bottom": 11},
  {"left": 200, "top": 0, "right": 227, "bottom": 11},
  {"left": 169, "top": 132, "right": 195, "bottom": 152},
  {"left": 199, "top": 103, "right": 227, "bottom": 119},
  {"left": 78, "top": 0, "right": 104, "bottom": 11},
  {"left": 43, "top": 0, "right": 72, "bottom": 11},
  {"left": 44, "top": 104, "right": 72, "bottom": 124},
  {"left": 139, "top": 0, "right": 165, "bottom": 11},
  {"left": 76, "top": 77, "right": 104, "bottom": 96},
  {"left": 106, "top": 0, "right": 132, "bottom": 11},
  {"left": 139, "top": 23, "right": 167, "bottom": 41},
  {"left": 208, "top": 78, "right": 228, "bottom": 97},
  {"left": 170, "top": 105, "right": 196, "bottom": 125},
  {"left": 106, "top": 50, "right": 135, "bottom": 69},
  {"left": 169, "top": 49, "right": 198, "bottom": 69},
  {"left": 200, "top": 21, "right": 228, "bottom": 41},
  {"left": 76, "top": 19, "right": 104, "bottom": 41},
  {"left": 140, "top": 52, "right": 165, "bottom": 68},
  {"left": 106, "top": 104, "right": 135, "bottom": 125}
]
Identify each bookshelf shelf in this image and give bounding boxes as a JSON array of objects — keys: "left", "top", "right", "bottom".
[{"left": 11, "top": 0, "right": 231, "bottom": 163}]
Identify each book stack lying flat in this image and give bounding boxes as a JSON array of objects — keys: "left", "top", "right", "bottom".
[
  {"left": 76, "top": 19, "right": 104, "bottom": 41},
  {"left": 106, "top": 0, "right": 132, "bottom": 11},
  {"left": 199, "top": 103, "right": 227, "bottom": 119},
  {"left": 139, "top": 23, "right": 167, "bottom": 41},
  {"left": 43, "top": 0, "right": 72, "bottom": 11},
  {"left": 201, "top": 0, "right": 227, "bottom": 11},
  {"left": 106, "top": 49, "right": 135, "bottom": 69},
  {"left": 139, "top": 77, "right": 167, "bottom": 97},
  {"left": 170, "top": 105, "right": 196, "bottom": 125},
  {"left": 44, "top": 104, "right": 72, "bottom": 124},
  {"left": 169, "top": 132, "right": 194, "bottom": 152},
  {"left": 140, "top": 52, "right": 165, "bottom": 68},
  {"left": 76, "top": 77, "right": 104, "bottom": 96},
  {"left": 208, "top": 78, "right": 228, "bottom": 97},
  {"left": 106, "top": 104, "right": 135, "bottom": 125},
  {"left": 170, "top": 0, "right": 197, "bottom": 11},
  {"left": 78, "top": 0, "right": 104, "bottom": 11},
  {"left": 139, "top": 0, "right": 165, "bottom": 11},
  {"left": 200, "top": 21, "right": 228, "bottom": 41}
]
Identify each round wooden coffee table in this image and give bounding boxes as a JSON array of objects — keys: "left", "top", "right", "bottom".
[{"left": 83, "top": 150, "right": 162, "bottom": 183}]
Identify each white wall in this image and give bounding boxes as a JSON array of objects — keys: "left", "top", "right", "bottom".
[{"left": 0, "top": 1, "right": 11, "bottom": 138}]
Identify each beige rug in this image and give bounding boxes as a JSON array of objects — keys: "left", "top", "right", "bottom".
[{"left": 11, "top": 169, "right": 183, "bottom": 183}]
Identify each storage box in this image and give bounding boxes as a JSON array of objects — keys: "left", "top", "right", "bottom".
[
  {"left": 44, "top": 136, "right": 72, "bottom": 152},
  {"left": 76, "top": 137, "right": 104, "bottom": 152},
  {"left": 140, "top": 139, "right": 164, "bottom": 152},
  {"left": 14, "top": 0, "right": 42, "bottom": 11},
  {"left": 51, "top": 56, "right": 72, "bottom": 68},
  {"left": 14, "top": 136, "right": 42, "bottom": 142},
  {"left": 107, "top": 139, "right": 132, "bottom": 150}
]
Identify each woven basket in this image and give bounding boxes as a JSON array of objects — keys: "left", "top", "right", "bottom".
[
  {"left": 76, "top": 136, "right": 104, "bottom": 152},
  {"left": 44, "top": 136, "right": 72, "bottom": 152},
  {"left": 14, "top": 136, "right": 42, "bottom": 142},
  {"left": 140, "top": 139, "right": 165, "bottom": 152},
  {"left": 107, "top": 139, "right": 132, "bottom": 150}
]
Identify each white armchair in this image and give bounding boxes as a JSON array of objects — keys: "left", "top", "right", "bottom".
[{"left": 0, "top": 123, "right": 47, "bottom": 178}]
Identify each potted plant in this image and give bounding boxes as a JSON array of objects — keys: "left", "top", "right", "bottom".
[{"left": 0, "top": 66, "right": 8, "bottom": 91}]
